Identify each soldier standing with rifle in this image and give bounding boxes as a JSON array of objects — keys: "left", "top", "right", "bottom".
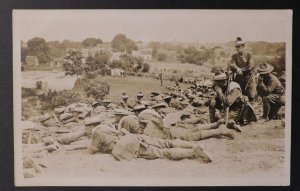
[{"left": 229, "top": 37, "right": 257, "bottom": 104}]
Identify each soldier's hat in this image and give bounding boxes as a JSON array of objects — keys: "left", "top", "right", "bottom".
[
  {"left": 162, "top": 95, "right": 171, "bottom": 100},
  {"left": 102, "top": 99, "right": 112, "bottom": 103},
  {"left": 152, "top": 102, "right": 168, "bottom": 109},
  {"left": 235, "top": 37, "right": 246, "bottom": 47},
  {"left": 139, "top": 119, "right": 149, "bottom": 124},
  {"left": 257, "top": 63, "right": 274, "bottom": 74},
  {"left": 114, "top": 109, "right": 133, "bottom": 116},
  {"left": 150, "top": 91, "right": 160, "bottom": 96},
  {"left": 132, "top": 104, "right": 146, "bottom": 112},
  {"left": 137, "top": 92, "right": 144, "bottom": 98},
  {"left": 121, "top": 92, "right": 128, "bottom": 99},
  {"left": 213, "top": 73, "right": 227, "bottom": 81}
]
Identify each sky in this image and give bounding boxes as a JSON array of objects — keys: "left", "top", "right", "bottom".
[{"left": 13, "top": 10, "right": 292, "bottom": 43}]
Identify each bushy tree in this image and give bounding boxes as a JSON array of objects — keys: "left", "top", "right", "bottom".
[
  {"left": 21, "top": 44, "right": 28, "bottom": 63},
  {"left": 47, "top": 41, "right": 67, "bottom": 59},
  {"left": 157, "top": 52, "right": 167, "bottom": 61},
  {"left": 63, "top": 50, "right": 83, "bottom": 77},
  {"left": 111, "top": 34, "right": 137, "bottom": 53},
  {"left": 60, "top": 39, "right": 83, "bottom": 49},
  {"left": 83, "top": 78, "right": 110, "bottom": 101},
  {"left": 27, "top": 37, "right": 51, "bottom": 64},
  {"left": 142, "top": 63, "right": 150, "bottom": 73},
  {"left": 94, "top": 51, "right": 111, "bottom": 70},
  {"left": 38, "top": 89, "right": 80, "bottom": 110},
  {"left": 177, "top": 46, "right": 211, "bottom": 65},
  {"left": 82, "top": 38, "right": 103, "bottom": 47}
]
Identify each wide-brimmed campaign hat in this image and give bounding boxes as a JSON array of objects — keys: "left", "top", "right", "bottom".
[
  {"left": 132, "top": 104, "right": 146, "bottom": 112},
  {"left": 150, "top": 91, "right": 160, "bottom": 96},
  {"left": 162, "top": 95, "right": 171, "bottom": 100},
  {"left": 137, "top": 92, "right": 144, "bottom": 97},
  {"left": 152, "top": 102, "right": 168, "bottom": 109},
  {"left": 213, "top": 73, "right": 227, "bottom": 81},
  {"left": 257, "top": 63, "right": 274, "bottom": 74},
  {"left": 121, "top": 92, "right": 128, "bottom": 99},
  {"left": 235, "top": 37, "right": 246, "bottom": 47},
  {"left": 114, "top": 109, "right": 133, "bottom": 116}
]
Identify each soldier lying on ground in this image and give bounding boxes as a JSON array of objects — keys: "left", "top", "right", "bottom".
[
  {"left": 88, "top": 124, "right": 212, "bottom": 163},
  {"left": 117, "top": 112, "right": 235, "bottom": 141}
]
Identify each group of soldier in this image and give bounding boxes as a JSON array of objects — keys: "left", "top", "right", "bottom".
[
  {"left": 29, "top": 37, "right": 286, "bottom": 165},
  {"left": 86, "top": 36, "right": 286, "bottom": 163}
]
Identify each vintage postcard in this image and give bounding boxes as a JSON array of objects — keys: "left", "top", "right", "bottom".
[{"left": 13, "top": 10, "right": 292, "bottom": 186}]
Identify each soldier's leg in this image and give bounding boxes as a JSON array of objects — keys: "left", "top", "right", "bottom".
[
  {"left": 208, "top": 98, "right": 222, "bottom": 123},
  {"left": 245, "top": 73, "right": 257, "bottom": 104},
  {"left": 141, "top": 135, "right": 195, "bottom": 149},
  {"left": 87, "top": 129, "right": 102, "bottom": 154},
  {"left": 262, "top": 96, "right": 271, "bottom": 120},
  {"left": 141, "top": 146, "right": 212, "bottom": 163},
  {"left": 177, "top": 126, "right": 235, "bottom": 141},
  {"left": 194, "top": 119, "right": 225, "bottom": 131}
]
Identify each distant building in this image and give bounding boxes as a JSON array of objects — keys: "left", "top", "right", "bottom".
[
  {"left": 26, "top": 56, "right": 39, "bottom": 66},
  {"left": 111, "top": 68, "right": 125, "bottom": 77},
  {"left": 80, "top": 43, "right": 113, "bottom": 58},
  {"left": 111, "top": 52, "right": 123, "bottom": 62},
  {"left": 132, "top": 49, "right": 152, "bottom": 61},
  {"left": 51, "top": 58, "right": 64, "bottom": 67}
]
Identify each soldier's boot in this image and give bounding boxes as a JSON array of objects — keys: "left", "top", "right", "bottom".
[
  {"left": 262, "top": 97, "right": 271, "bottom": 121},
  {"left": 268, "top": 105, "right": 281, "bottom": 120},
  {"left": 226, "top": 120, "right": 242, "bottom": 132},
  {"left": 194, "top": 118, "right": 225, "bottom": 131},
  {"left": 161, "top": 147, "right": 212, "bottom": 163},
  {"left": 208, "top": 100, "right": 217, "bottom": 123},
  {"left": 192, "top": 144, "right": 212, "bottom": 163},
  {"left": 194, "top": 126, "right": 235, "bottom": 140},
  {"left": 169, "top": 139, "right": 194, "bottom": 149},
  {"left": 87, "top": 130, "right": 102, "bottom": 154},
  {"left": 57, "top": 130, "right": 86, "bottom": 145}
]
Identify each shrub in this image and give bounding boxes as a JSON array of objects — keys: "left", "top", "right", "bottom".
[
  {"left": 22, "top": 87, "right": 37, "bottom": 97},
  {"left": 142, "top": 63, "right": 150, "bottom": 73},
  {"left": 38, "top": 89, "right": 80, "bottom": 110},
  {"left": 157, "top": 52, "right": 167, "bottom": 61},
  {"left": 83, "top": 78, "right": 110, "bottom": 101}
]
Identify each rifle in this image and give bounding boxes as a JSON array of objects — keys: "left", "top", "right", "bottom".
[
  {"left": 225, "top": 69, "right": 233, "bottom": 126},
  {"left": 244, "top": 69, "right": 256, "bottom": 93}
]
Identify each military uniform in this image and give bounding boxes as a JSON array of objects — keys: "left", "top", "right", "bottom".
[
  {"left": 88, "top": 125, "right": 212, "bottom": 163},
  {"left": 257, "top": 73, "right": 285, "bottom": 119},
  {"left": 230, "top": 52, "right": 257, "bottom": 102},
  {"left": 209, "top": 81, "right": 244, "bottom": 123}
]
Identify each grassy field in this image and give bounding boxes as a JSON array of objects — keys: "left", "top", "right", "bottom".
[{"left": 99, "top": 76, "right": 175, "bottom": 102}]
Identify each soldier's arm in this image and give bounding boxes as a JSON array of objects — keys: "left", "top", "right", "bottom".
[
  {"left": 257, "top": 80, "right": 273, "bottom": 95},
  {"left": 228, "top": 54, "right": 243, "bottom": 75},
  {"left": 247, "top": 53, "right": 255, "bottom": 68},
  {"left": 217, "top": 89, "right": 241, "bottom": 107}
]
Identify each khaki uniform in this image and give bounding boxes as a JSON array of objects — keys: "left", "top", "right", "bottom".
[
  {"left": 88, "top": 125, "right": 211, "bottom": 162},
  {"left": 257, "top": 74, "right": 285, "bottom": 119},
  {"left": 209, "top": 82, "right": 244, "bottom": 123},
  {"left": 230, "top": 52, "right": 257, "bottom": 102}
]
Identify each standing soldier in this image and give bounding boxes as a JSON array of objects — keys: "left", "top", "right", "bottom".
[
  {"left": 229, "top": 37, "right": 257, "bottom": 104},
  {"left": 159, "top": 73, "right": 163, "bottom": 85}
]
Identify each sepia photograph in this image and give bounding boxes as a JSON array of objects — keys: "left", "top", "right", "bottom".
[{"left": 13, "top": 10, "right": 292, "bottom": 186}]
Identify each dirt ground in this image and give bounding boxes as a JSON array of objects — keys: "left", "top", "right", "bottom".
[{"left": 28, "top": 119, "right": 285, "bottom": 183}]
